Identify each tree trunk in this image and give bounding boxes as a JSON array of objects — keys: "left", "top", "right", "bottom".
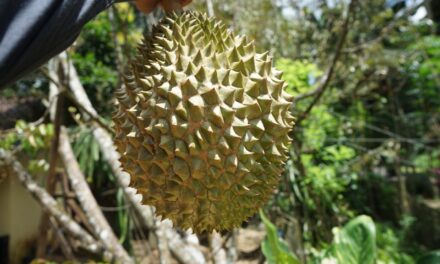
[{"left": 58, "top": 128, "right": 133, "bottom": 263}]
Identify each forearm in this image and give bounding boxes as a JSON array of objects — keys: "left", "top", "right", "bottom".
[
  {"left": 0, "top": 0, "right": 113, "bottom": 88},
  {"left": 0, "top": 0, "right": 191, "bottom": 89}
]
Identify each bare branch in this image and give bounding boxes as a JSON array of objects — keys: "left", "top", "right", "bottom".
[
  {"left": 342, "top": 1, "right": 425, "bottom": 53},
  {"left": 59, "top": 127, "right": 133, "bottom": 263},
  {"left": 210, "top": 232, "right": 227, "bottom": 264},
  {"left": 155, "top": 220, "right": 173, "bottom": 264},
  {"left": 48, "top": 216, "right": 75, "bottom": 260},
  {"left": 39, "top": 67, "right": 113, "bottom": 134},
  {"left": 64, "top": 91, "right": 113, "bottom": 134},
  {"left": 0, "top": 149, "right": 109, "bottom": 259},
  {"left": 295, "top": 0, "right": 357, "bottom": 125},
  {"left": 162, "top": 220, "right": 206, "bottom": 264},
  {"left": 206, "top": 0, "right": 215, "bottom": 17},
  {"left": 37, "top": 57, "right": 66, "bottom": 258},
  {"left": 225, "top": 230, "right": 238, "bottom": 263}
]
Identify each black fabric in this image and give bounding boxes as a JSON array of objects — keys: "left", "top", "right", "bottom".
[{"left": 0, "top": 0, "right": 114, "bottom": 88}]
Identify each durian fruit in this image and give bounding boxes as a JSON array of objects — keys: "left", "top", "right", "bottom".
[{"left": 113, "top": 11, "right": 294, "bottom": 233}]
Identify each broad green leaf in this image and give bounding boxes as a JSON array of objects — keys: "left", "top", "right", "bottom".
[
  {"left": 332, "top": 215, "right": 376, "bottom": 264},
  {"left": 260, "top": 210, "right": 299, "bottom": 264}
]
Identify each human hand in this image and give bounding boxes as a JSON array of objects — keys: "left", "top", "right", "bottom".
[{"left": 135, "top": 0, "right": 192, "bottom": 13}]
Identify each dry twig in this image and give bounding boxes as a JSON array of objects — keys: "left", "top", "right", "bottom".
[
  {"left": 59, "top": 127, "right": 133, "bottom": 263},
  {"left": 0, "top": 149, "right": 111, "bottom": 260},
  {"left": 295, "top": 0, "right": 357, "bottom": 124}
]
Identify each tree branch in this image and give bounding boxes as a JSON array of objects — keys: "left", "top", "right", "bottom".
[
  {"left": 162, "top": 220, "right": 206, "bottom": 264},
  {"left": 48, "top": 216, "right": 75, "bottom": 260},
  {"left": 39, "top": 67, "right": 113, "bottom": 134},
  {"left": 210, "top": 232, "right": 227, "bottom": 264},
  {"left": 206, "top": 0, "right": 215, "bottom": 17},
  {"left": 295, "top": 0, "right": 357, "bottom": 125},
  {"left": 49, "top": 52, "right": 206, "bottom": 264},
  {"left": 342, "top": 1, "right": 425, "bottom": 53},
  {"left": 36, "top": 56, "right": 65, "bottom": 258},
  {"left": 59, "top": 127, "right": 133, "bottom": 263},
  {"left": 155, "top": 220, "right": 173, "bottom": 264},
  {"left": 0, "top": 149, "right": 110, "bottom": 260}
]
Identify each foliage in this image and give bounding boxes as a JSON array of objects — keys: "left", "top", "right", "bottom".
[
  {"left": 272, "top": 58, "right": 359, "bottom": 243},
  {"left": 260, "top": 210, "right": 300, "bottom": 264},
  {"left": 72, "top": 128, "right": 101, "bottom": 182},
  {"left": 0, "top": 120, "right": 53, "bottom": 173},
  {"left": 261, "top": 0, "right": 439, "bottom": 259},
  {"left": 0, "top": 120, "right": 53, "bottom": 153},
  {"left": 71, "top": 127, "right": 130, "bottom": 246},
  {"left": 261, "top": 214, "right": 382, "bottom": 264},
  {"left": 417, "top": 251, "right": 440, "bottom": 264},
  {"left": 2, "top": 0, "right": 440, "bottom": 262},
  {"left": 330, "top": 215, "right": 376, "bottom": 264},
  {"left": 276, "top": 59, "right": 321, "bottom": 98},
  {"left": 71, "top": 4, "right": 144, "bottom": 116},
  {"left": 346, "top": 173, "right": 400, "bottom": 222},
  {"left": 71, "top": 12, "right": 118, "bottom": 115},
  {"left": 375, "top": 223, "right": 415, "bottom": 264}
]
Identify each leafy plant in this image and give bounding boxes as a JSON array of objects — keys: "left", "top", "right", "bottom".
[
  {"left": 330, "top": 215, "right": 376, "bottom": 264},
  {"left": 375, "top": 223, "right": 414, "bottom": 264},
  {"left": 72, "top": 128, "right": 100, "bottom": 182},
  {"left": 71, "top": 127, "right": 129, "bottom": 247},
  {"left": 261, "top": 214, "right": 380, "bottom": 264},
  {"left": 0, "top": 120, "right": 54, "bottom": 153},
  {"left": 276, "top": 58, "right": 321, "bottom": 98},
  {"left": 417, "top": 251, "right": 440, "bottom": 264},
  {"left": 260, "top": 210, "right": 300, "bottom": 264},
  {"left": 0, "top": 120, "right": 53, "bottom": 173}
]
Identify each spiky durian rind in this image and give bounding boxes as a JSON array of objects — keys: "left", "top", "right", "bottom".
[{"left": 113, "top": 11, "right": 294, "bottom": 233}]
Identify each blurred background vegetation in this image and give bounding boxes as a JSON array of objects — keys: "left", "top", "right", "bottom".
[{"left": 0, "top": 0, "right": 439, "bottom": 263}]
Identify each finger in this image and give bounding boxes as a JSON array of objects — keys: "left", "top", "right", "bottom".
[
  {"left": 180, "top": 0, "right": 192, "bottom": 7},
  {"left": 159, "top": 0, "right": 192, "bottom": 12},
  {"left": 135, "top": 0, "right": 160, "bottom": 13},
  {"left": 159, "top": 0, "right": 182, "bottom": 12}
]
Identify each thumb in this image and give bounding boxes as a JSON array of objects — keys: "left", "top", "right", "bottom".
[
  {"left": 159, "top": 0, "right": 183, "bottom": 12},
  {"left": 135, "top": 0, "right": 160, "bottom": 13}
]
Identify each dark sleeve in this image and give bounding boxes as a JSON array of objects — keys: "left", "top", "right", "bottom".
[{"left": 0, "top": 0, "right": 114, "bottom": 88}]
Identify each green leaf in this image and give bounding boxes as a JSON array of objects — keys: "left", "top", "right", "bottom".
[
  {"left": 417, "top": 251, "right": 440, "bottom": 264},
  {"left": 117, "top": 188, "right": 128, "bottom": 244},
  {"left": 260, "top": 210, "right": 299, "bottom": 264},
  {"left": 332, "top": 215, "right": 376, "bottom": 264},
  {"left": 91, "top": 140, "right": 100, "bottom": 161}
]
